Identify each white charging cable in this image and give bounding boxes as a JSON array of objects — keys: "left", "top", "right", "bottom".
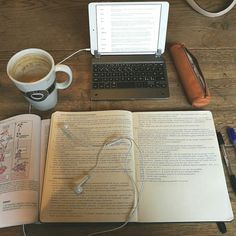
[{"left": 56, "top": 48, "right": 91, "bottom": 65}]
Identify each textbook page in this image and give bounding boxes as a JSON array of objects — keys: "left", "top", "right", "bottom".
[
  {"left": 40, "top": 110, "right": 138, "bottom": 222},
  {"left": 133, "top": 111, "right": 233, "bottom": 222},
  {"left": 0, "top": 114, "right": 41, "bottom": 228}
]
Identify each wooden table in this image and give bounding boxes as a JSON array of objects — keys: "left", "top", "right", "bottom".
[{"left": 0, "top": 0, "right": 236, "bottom": 235}]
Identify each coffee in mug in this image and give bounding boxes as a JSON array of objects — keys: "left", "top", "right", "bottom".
[{"left": 7, "top": 48, "right": 73, "bottom": 111}]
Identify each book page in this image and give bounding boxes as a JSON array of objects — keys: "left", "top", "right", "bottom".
[
  {"left": 0, "top": 114, "right": 41, "bottom": 228},
  {"left": 40, "top": 110, "right": 137, "bottom": 222},
  {"left": 133, "top": 111, "right": 233, "bottom": 222}
]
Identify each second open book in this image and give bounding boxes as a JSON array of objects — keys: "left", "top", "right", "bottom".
[{"left": 40, "top": 110, "right": 233, "bottom": 223}]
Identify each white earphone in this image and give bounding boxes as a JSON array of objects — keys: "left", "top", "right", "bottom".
[
  {"left": 73, "top": 175, "right": 90, "bottom": 195},
  {"left": 72, "top": 137, "right": 134, "bottom": 195}
]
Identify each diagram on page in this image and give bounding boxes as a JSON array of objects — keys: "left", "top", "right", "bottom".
[{"left": 0, "top": 120, "right": 33, "bottom": 182}]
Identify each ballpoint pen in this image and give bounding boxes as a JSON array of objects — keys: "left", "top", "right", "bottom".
[
  {"left": 217, "top": 131, "right": 236, "bottom": 193},
  {"left": 227, "top": 127, "right": 236, "bottom": 149}
]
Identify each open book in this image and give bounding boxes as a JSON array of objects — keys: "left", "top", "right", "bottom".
[
  {"left": 41, "top": 110, "right": 233, "bottom": 223},
  {"left": 0, "top": 111, "right": 233, "bottom": 228},
  {"left": 0, "top": 115, "right": 50, "bottom": 228}
]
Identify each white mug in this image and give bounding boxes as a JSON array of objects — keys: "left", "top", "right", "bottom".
[{"left": 7, "top": 48, "right": 72, "bottom": 111}]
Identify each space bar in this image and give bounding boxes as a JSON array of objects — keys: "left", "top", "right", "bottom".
[{"left": 117, "top": 82, "right": 136, "bottom": 88}]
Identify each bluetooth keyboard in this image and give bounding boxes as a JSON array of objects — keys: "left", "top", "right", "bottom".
[{"left": 92, "top": 62, "right": 168, "bottom": 90}]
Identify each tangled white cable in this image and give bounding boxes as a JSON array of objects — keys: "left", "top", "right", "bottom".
[
  {"left": 186, "top": 0, "right": 236, "bottom": 17},
  {"left": 72, "top": 137, "right": 144, "bottom": 236}
]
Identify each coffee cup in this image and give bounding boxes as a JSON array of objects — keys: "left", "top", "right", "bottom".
[{"left": 7, "top": 48, "right": 72, "bottom": 111}]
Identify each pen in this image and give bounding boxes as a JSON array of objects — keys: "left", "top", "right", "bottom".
[
  {"left": 227, "top": 127, "right": 236, "bottom": 148},
  {"left": 217, "top": 131, "right": 236, "bottom": 193}
]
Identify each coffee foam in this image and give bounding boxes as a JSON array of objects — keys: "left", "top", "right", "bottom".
[{"left": 11, "top": 54, "right": 52, "bottom": 83}]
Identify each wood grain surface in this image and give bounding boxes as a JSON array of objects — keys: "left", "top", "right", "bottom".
[{"left": 0, "top": 0, "right": 236, "bottom": 235}]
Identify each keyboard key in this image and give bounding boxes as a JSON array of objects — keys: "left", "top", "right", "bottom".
[{"left": 117, "top": 82, "right": 136, "bottom": 88}]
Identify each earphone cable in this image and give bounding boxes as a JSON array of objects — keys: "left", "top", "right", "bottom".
[
  {"left": 22, "top": 224, "right": 26, "bottom": 236},
  {"left": 86, "top": 137, "right": 145, "bottom": 236}
]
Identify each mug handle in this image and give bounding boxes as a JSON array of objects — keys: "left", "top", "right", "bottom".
[{"left": 55, "top": 64, "right": 73, "bottom": 89}]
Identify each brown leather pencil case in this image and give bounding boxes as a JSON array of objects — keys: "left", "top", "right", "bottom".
[{"left": 169, "top": 43, "right": 211, "bottom": 108}]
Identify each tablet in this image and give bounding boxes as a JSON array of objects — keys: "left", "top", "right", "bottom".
[{"left": 88, "top": 2, "right": 169, "bottom": 55}]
